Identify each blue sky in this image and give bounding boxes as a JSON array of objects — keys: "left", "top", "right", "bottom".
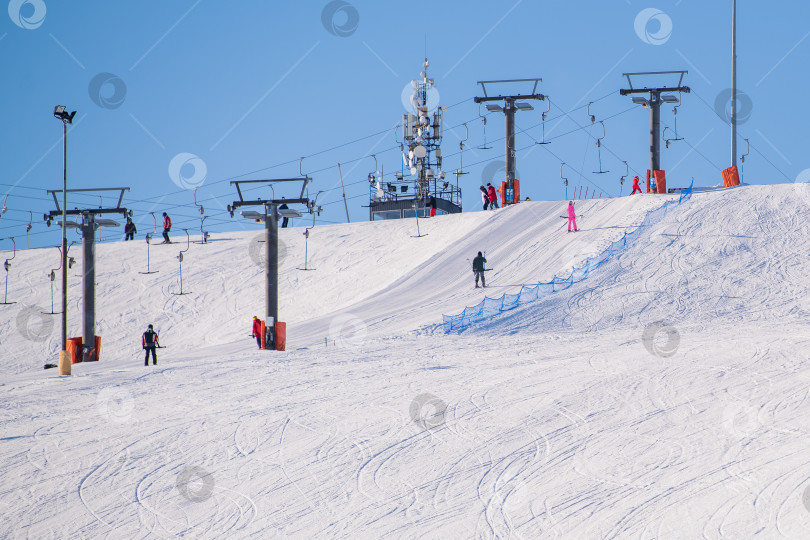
[{"left": 1, "top": 1, "right": 808, "bottom": 248}]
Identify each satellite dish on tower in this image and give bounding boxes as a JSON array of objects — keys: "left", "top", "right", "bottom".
[{"left": 413, "top": 145, "right": 427, "bottom": 158}]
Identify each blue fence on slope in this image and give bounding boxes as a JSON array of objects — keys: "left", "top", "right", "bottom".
[{"left": 442, "top": 184, "right": 694, "bottom": 333}]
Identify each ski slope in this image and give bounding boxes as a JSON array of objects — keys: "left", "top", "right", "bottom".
[{"left": 3, "top": 184, "right": 810, "bottom": 538}]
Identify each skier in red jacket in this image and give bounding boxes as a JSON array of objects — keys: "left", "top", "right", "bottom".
[
  {"left": 251, "top": 316, "right": 262, "bottom": 349},
  {"left": 486, "top": 183, "right": 499, "bottom": 209},
  {"left": 161, "top": 212, "right": 172, "bottom": 244},
  {"left": 631, "top": 176, "right": 643, "bottom": 195}
]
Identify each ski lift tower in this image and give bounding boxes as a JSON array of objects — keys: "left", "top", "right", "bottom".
[
  {"left": 620, "top": 71, "right": 690, "bottom": 191},
  {"left": 228, "top": 178, "right": 313, "bottom": 350},
  {"left": 44, "top": 187, "right": 129, "bottom": 362},
  {"left": 474, "top": 78, "right": 544, "bottom": 205},
  {"left": 369, "top": 59, "right": 462, "bottom": 220}
]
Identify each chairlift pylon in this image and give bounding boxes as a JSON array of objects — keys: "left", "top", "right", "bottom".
[{"left": 593, "top": 121, "right": 609, "bottom": 174}]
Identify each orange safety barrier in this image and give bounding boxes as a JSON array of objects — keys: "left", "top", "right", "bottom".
[
  {"left": 260, "top": 320, "right": 266, "bottom": 349},
  {"left": 67, "top": 337, "right": 83, "bottom": 364},
  {"left": 275, "top": 322, "right": 286, "bottom": 351},
  {"left": 498, "top": 181, "right": 506, "bottom": 206},
  {"left": 654, "top": 170, "right": 667, "bottom": 194},
  {"left": 513, "top": 179, "right": 521, "bottom": 204},
  {"left": 722, "top": 165, "right": 740, "bottom": 187}
]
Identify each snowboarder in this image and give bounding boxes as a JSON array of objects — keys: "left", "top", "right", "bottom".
[
  {"left": 480, "top": 186, "right": 489, "bottom": 210},
  {"left": 428, "top": 195, "right": 437, "bottom": 217},
  {"left": 567, "top": 201, "right": 578, "bottom": 232},
  {"left": 161, "top": 212, "right": 172, "bottom": 244},
  {"left": 487, "top": 183, "right": 499, "bottom": 209},
  {"left": 142, "top": 324, "right": 159, "bottom": 366},
  {"left": 124, "top": 217, "right": 137, "bottom": 241},
  {"left": 472, "top": 251, "right": 487, "bottom": 288},
  {"left": 251, "top": 316, "right": 262, "bottom": 349},
  {"left": 631, "top": 175, "right": 643, "bottom": 195}
]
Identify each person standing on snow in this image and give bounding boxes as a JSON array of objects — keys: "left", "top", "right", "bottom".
[
  {"left": 487, "top": 183, "right": 499, "bottom": 209},
  {"left": 631, "top": 175, "right": 643, "bottom": 195},
  {"left": 480, "top": 186, "right": 489, "bottom": 210},
  {"left": 142, "top": 324, "right": 159, "bottom": 366},
  {"left": 251, "top": 316, "right": 262, "bottom": 349},
  {"left": 124, "top": 217, "right": 137, "bottom": 241},
  {"left": 161, "top": 212, "right": 172, "bottom": 244},
  {"left": 472, "top": 251, "right": 487, "bottom": 288},
  {"left": 428, "top": 195, "right": 437, "bottom": 217},
  {"left": 567, "top": 201, "right": 578, "bottom": 233}
]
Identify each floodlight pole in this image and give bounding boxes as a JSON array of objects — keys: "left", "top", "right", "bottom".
[
  {"left": 61, "top": 121, "right": 68, "bottom": 357},
  {"left": 731, "top": 0, "right": 737, "bottom": 167}
]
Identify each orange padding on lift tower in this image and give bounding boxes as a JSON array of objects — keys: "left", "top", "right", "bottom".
[
  {"left": 646, "top": 170, "right": 651, "bottom": 193},
  {"left": 722, "top": 165, "right": 740, "bottom": 187},
  {"left": 513, "top": 179, "right": 520, "bottom": 203},
  {"left": 654, "top": 170, "right": 667, "bottom": 194},
  {"left": 275, "top": 322, "right": 286, "bottom": 351},
  {"left": 66, "top": 336, "right": 101, "bottom": 363},
  {"left": 66, "top": 337, "right": 82, "bottom": 364},
  {"left": 260, "top": 320, "right": 266, "bottom": 349}
]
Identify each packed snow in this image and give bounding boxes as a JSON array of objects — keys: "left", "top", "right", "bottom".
[{"left": 3, "top": 184, "right": 810, "bottom": 538}]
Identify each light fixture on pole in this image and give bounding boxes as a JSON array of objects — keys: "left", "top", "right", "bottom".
[{"left": 52, "top": 105, "right": 76, "bottom": 375}]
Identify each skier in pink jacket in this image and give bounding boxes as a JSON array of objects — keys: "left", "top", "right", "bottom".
[{"left": 567, "top": 201, "right": 578, "bottom": 232}]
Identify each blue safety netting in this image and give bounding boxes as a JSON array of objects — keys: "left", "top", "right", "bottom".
[{"left": 442, "top": 182, "right": 693, "bottom": 333}]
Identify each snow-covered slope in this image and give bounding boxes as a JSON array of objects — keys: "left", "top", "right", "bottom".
[
  {"left": 3, "top": 185, "right": 810, "bottom": 539},
  {"left": 1, "top": 193, "right": 663, "bottom": 375}
]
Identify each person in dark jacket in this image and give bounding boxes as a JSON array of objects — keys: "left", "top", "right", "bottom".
[
  {"left": 279, "top": 202, "right": 289, "bottom": 228},
  {"left": 472, "top": 251, "right": 487, "bottom": 288},
  {"left": 428, "top": 195, "right": 437, "bottom": 217},
  {"left": 251, "top": 316, "right": 262, "bottom": 349},
  {"left": 142, "top": 324, "right": 159, "bottom": 366},
  {"left": 161, "top": 212, "right": 172, "bottom": 244},
  {"left": 124, "top": 217, "right": 137, "bottom": 241}
]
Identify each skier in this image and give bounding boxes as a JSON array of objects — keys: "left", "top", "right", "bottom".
[
  {"left": 631, "top": 175, "right": 643, "bottom": 195},
  {"left": 428, "top": 195, "right": 437, "bottom": 217},
  {"left": 487, "top": 183, "right": 499, "bottom": 209},
  {"left": 124, "top": 217, "right": 137, "bottom": 241},
  {"left": 161, "top": 212, "right": 172, "bottom": 244},
  {"left": 251, "top": 316, "right": 262, "bottom": 349},
  {"left": 472, "top": 251, "right": 487, "bottom": 288},
  {"left": 279, "top": 202, "right": 289, "bottom": 228},
  {"left": 142, "top": 324, "right": 159, "bottom": 366},
  {"left": 480, "top": 186, "right": 489, "bottom": 210},
  {"left": 567, "top": 201, "right": 578, "bottom": 232}
]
